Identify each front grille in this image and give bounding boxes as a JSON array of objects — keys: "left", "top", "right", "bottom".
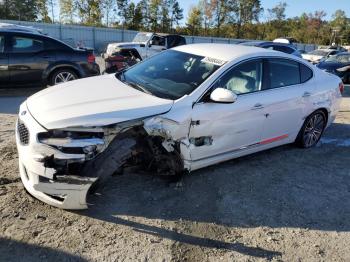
[{"left": 17, "top": 119, "right": 30, "bottom": 145}]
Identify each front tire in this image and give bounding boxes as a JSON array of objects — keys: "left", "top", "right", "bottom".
[
  {"left": 49, "top": 69, "right": 78, "bottom": 86},
  {"left": 295, "top": 110, "right": 326, "bottom": 148}
]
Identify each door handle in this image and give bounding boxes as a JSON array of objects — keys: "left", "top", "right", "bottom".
[
  {"left": 302, "top": 92, "right": 312, "bottom": 97},
  {"left": 0, "top": 65, "right": 8, "bottom": 70},
  {"left": 251, "top": 103, "right": 264, "bottom": 110}
]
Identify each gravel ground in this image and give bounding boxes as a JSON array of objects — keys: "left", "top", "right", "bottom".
[{"left": 0, "top": 88, "right": 349, "bottom": 262}]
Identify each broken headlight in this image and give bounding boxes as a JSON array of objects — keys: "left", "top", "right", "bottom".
[{"left": 38, "top": 130, "right": 105, "bottom": 158}]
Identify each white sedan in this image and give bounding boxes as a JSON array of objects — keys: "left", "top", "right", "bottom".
[{"left": 16, "top": 44, "right": 343, "bottom": 209}]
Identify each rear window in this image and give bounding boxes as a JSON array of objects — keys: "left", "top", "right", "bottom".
[
  {"left": 44, "top": 39, "right": 70, "bottom": 51},
  {"left": 267, "top": 59, "right": 300, "bottom": 88},
  {"left": 265, "top": 59, "right": 313, "bottom": 89},
  {"left": 11, "top": 36, "right": 43, "bottom": 53},
  {"left": 300, "top": 64, "right": 313, "bottom": 83}
]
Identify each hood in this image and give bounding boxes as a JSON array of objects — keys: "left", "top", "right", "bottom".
[
  {"left": 26, "top": 75, "right": 173, "bottom": 129},
  {"left": 106, "top": 42, "right": 144, "bottom": 54}
]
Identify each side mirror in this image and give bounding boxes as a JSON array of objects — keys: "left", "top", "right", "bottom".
[
  {"left": 148, "top": 40, "right": 153, "bottom": 47},
  {"left": 210, "top": 88, "right": 237, "bottom": 103}
]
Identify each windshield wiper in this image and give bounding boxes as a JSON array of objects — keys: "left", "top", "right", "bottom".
[{"left": 125, "top": 80, "right": 153, "bottom": 95}]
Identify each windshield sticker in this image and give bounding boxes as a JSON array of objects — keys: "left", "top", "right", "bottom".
[{"left": 201, "top": 57, "right": 226, "bottom": 66}]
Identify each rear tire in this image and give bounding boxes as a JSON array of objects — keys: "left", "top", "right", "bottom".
[
  {"left": 49, "top": 69, "right": 78, "bottom": 86},
  {"left": 295, "top": 110, "right": 326, "bottom": 148}
]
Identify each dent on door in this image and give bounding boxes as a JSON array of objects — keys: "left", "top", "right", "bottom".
[{"left": 188, "top": 95, "right": 266, "bottom": 162}]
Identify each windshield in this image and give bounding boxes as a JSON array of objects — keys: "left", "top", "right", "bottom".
[
  {"left": 308, "top": 50, "right": 329, "bottom": 56},
  {"left": 132, "top": 32, "right": 152, "bottom": 43},
  {"left": 118, "top": 50, "right": 222, "bottom": 100},
  {"left": 325, "top": 54, "right": 350, "bottom": 63}
]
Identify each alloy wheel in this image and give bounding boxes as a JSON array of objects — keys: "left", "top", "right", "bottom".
[
  {"left": 54, "top": 72, "right": 76, "bottom": 85},
  {"left": 303, "top": 113, "right": 325, "bottom": 147}
]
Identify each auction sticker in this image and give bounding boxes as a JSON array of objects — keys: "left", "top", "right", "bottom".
[{"left": 201, "top": 57, "right": 226, "bottom": 66}]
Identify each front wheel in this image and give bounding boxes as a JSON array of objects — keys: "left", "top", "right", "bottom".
[
  {"left": 50, "top": 69, "right": 78, "bottom": 86},
  {"left": 295, "top": 110, "right": 326, "bottom": 148}
]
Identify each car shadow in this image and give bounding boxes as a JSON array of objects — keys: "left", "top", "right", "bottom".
[
  {"left": 0, "top": 237, "right": 87, "bottom": 261},
  {"left": 74, "top": 122, "right": 350, "bottom": 259}
]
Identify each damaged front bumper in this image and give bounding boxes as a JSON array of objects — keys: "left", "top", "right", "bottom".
[
  {"left": 16, "top": 103, "right": 100, "bottom": 209},
  {"left": 16, "top": 103, "right": 188, "bottom": 210}
]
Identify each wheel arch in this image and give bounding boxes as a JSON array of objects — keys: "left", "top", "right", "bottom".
[
  {"left": 312, "top": 107, "right": 329, "bottom": 123},
  {"left": 43, "top": 63, "right": 83, "bottom": 85}
]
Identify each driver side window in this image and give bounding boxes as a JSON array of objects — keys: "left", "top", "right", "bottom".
[{"left": 212, "top": 59, "right": 263, "bottom": 95}]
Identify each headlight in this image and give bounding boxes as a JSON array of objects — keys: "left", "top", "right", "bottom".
[{"left": 38, "top": 130, "right": 105, "bottom": 158}]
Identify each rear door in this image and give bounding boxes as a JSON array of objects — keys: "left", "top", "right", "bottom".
[
  {"left": 8, "top": 34, "right": 53, "bottom": 85},
  {"left": 0, "top": 33, "right": 9, "bottom": 86},
  {"left": 259, "top": 58, "right": 314, "bottom": 143}
]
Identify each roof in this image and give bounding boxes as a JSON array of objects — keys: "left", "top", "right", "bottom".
[
  {"left": 172, "top": 43, "right": 279, "bottom": 62},
  {"left": 0, "top": 23, "right": 42, "bottom": 34},
  {"left": 138, "top": 31, "right": 183, "bottom": 38},
  {"left": 240, "top": 40, "right": 296, "bottom": 48}
]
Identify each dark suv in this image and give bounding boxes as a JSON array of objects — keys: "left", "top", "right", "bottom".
[{"left": 0, "top": 26, "right": 100, "bottom": 87}]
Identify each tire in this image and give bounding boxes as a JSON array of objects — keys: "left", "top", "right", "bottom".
[
  {"left": 49, "top": 69, "right": 78, "bottom": 86},
  {"left": 295, "top": 110, "right": 327, "bottom": 148}
]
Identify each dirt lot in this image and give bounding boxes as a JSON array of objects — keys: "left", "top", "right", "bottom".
[{"left": 0, "top": 88, "right": 349, "bottom": 262}]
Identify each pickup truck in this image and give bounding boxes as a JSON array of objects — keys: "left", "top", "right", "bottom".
[{"left": 102, "top": 32, "right": 186, "bottom": 73}]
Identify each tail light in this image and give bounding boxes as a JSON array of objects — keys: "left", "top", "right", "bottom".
[
  {"left": 339, "top": 82, "right": 344, "bottom": 95},
  {"left": 87, "top": 53, "right": 95, "bottom": 63}
]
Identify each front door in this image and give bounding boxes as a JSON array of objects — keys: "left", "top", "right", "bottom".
[
  {"left": 189, "top": 59, "right": 267, "bottom": 161},
  {"left": 146, "top": 35, "right": 166, "bottom": 58}
]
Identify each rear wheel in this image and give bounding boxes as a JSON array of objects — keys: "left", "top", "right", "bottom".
[
  {"left": 50, "top": 69, "right": 78, "bottom": 86},
  {"left": 296, "top": 110, "right": 326, "bottom": 148}
]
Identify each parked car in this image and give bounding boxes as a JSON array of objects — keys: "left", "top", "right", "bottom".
[
  {"left": 0, "top": 25, "right": 100, "bottom": 87},
  {"left": 239, "top": 41, "right": 302, "bottom": 57},
  {"left": 302, "top": 49, "right": 341, "bottom": 64},
  {"left": 102, "top": 32, "right": 186, "bottom": 73},
  {"left": 317, "top": 52, "right": 350, "bottom": 83},
  {"left": 16, "top": 44, "right": 342, "bottom": 209},
  {"left": 273, "top": 37, "right": 298, "bottom": 44}
]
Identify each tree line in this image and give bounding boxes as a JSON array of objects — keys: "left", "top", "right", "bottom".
[{"left": 0, "top": 0, "right": 349, "bottom": 45}]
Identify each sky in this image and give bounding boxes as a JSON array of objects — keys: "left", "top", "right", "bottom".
[
  {"left": 180, "top": 0, "right": 350, "bottom": 21},
  {"left": 51, "top": 0, "right": 350, "bottom": 24}
]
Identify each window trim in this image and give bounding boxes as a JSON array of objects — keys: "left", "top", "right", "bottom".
[{"left": 196, "top": 56, "right": 315, "bottom": 104}]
